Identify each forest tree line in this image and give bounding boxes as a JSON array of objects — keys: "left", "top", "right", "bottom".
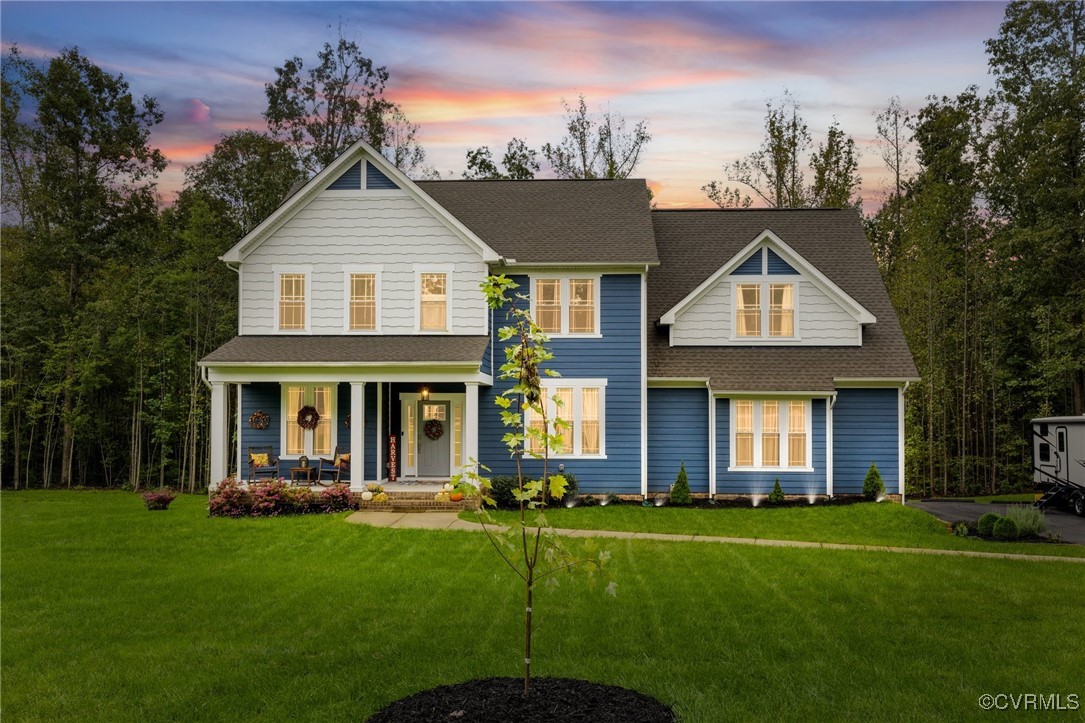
[{"left": 1, "top": 1, "right": 1081, "bottom": 495}]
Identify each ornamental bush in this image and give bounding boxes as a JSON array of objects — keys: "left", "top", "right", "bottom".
[
  {"left": 320, "top": 483, "right": 357, "bottom": 512},
  {"left": 1003, "top": 505, "right": 1047, "bottom": 537},
  {"left": 977, "top": 512, "right": 1001, "bottom": 537},
  {"left": 250, "top": 479, "right": 290, "bottom": 516},
  {"left": 767, "top": 479, "right": 786, "bottom": 505},
  {"left": 670, "top": 462, "right": 693, "bottom": 506},
  {"left": 992, "top": 516, "right": 1021, "bottom": 541},
  {"left": 862, "top": 463, "right": 885, "bottom": 501},
  {"left": 141, "top": 488, "right": 176, "bottom": 510},
  {"left": 491, "top": 473, "right": 578, "bottom": 509},
  {"left": 208, "top": 478, "right": 250, "bottom": 518}
]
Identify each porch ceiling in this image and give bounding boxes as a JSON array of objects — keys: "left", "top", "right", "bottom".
[{"left": 200, "top": 335, "right": 489, "bottom": 365}]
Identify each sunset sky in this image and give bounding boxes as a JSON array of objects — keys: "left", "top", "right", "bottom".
[{"left": 2, "top": 1, "right": 1009, "bottom": 209}]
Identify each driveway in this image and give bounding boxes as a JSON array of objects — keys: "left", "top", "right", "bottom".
[{"left": 908, "top": 500, "right": 1085, "bottom": 545}]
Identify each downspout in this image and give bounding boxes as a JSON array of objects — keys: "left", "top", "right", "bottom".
[
  {"left": 708, "top": 381, "right": 717, "bottom": 499},
  {"left": 900, "top": 381, "right": 910, "bottom": 504},
  {"left": 200, "top": 364, "right": 212, "bottom": 390}
]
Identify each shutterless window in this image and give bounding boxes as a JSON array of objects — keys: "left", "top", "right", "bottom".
[
  {"left": 769, "top": 284, "right": 794, "bottom": 337},
  {"left": 279, "top": 274, "right": 306, "bottom": 330},
  {"left": 525, "top": 383, "right": 604, "bottom": 457},
  {"left": 581, "top": 387, "right": 600, "bottom": 455},
  {"left": 787, "top": 401, "right": 806, "bottom": 467},
  {"left": 735, "top": 400, "right": 754, "bottom": 466},
  {"left": 536, "top": 279, "right": 562, "bottom": 333},
  {"left": 420, "top": 273, "right": 447, "bottom": 331},
  {"left": 285, "top": 385, "right": 332, "bottom": 456},
  {"left": 1039, "top": 443, "right": 1050, "bottom": 463},
  {"left": 569, "top": 279, "right": 595, "bottom": 334},
  {"left": 761, "top": 401, "right": 779, "bottom": 466},
  {"left": 349, "top": 273, "right": 376, "bottom": 330},
  {"left": 736, "top": 285, "right": 761, "bottom": 337}
]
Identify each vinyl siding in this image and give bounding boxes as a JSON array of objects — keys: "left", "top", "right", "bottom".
[
  {"left": 671, "top": 280, "right": 731, "bottom": 345},
  {"left": 716, "top": 397, "right": 827, "bottom": 495},
  {"left": 832, "top": 388, "right": 899, "bottom": 494},
  {"left": 798, "top": 280, "right": 859, "bottom": 344},
  {"left": 240, "top": 195, "right": 488, "bottom": 335},
  {"left": 241, "top": 383, "right": 281, "bottom": 474},
  {"left": 647, "top": 388, "right": 709, "bottom": 493},
  {"left": 479, "top": 274, "right": 642, "bottom": 494}
]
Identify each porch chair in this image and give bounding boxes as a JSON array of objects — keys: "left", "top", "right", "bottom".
[
  {"left": 247, "top": 446, "right": 281, "bottom": 482},
  {"left": 317, "top": 447, "right": 350, "bottom": 486}
]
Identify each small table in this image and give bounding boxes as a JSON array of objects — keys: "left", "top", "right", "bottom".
[{"left": 289, "top": 466, "right": 316, "bottom": 485}]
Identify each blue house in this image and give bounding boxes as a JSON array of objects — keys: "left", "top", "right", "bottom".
[{"left": 199, "top": 139, "right": 918, "bottom": 499}]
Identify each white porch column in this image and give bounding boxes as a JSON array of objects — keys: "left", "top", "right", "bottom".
[
  {"left": 826, "top": 394, "right": 835, "bottom": 498},
  {"left": 209, "top": 382, "right": 229, "bottom": 486},
  {"left": 376, "top": 382, "right": 384, "bottom": 481},
  {"left": 465, "top": 382, "right": 480, "bottom": 472},
  {"left": 708, "top": 386, "right": 717, "bottom": 498},
  {"left": 350, "top": 382, "right": 365, "bottom": 490}
]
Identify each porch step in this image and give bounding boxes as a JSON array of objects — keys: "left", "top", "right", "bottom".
[{"left": 354, "top": 491, "right": 478, "bottom": 512}]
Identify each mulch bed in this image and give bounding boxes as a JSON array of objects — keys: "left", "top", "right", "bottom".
[{"left": 368, "top": 676, "right": 675, "bottom": 722}]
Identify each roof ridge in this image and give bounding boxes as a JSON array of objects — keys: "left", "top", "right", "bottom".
[{"left": 652, "top": 207, "right": 850, "bottom": 213}]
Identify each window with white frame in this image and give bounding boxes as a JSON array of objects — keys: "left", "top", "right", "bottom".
[
  {"left": 278, "top": 273, "right": 307, "bottom": 331},
  {"left": 532, "top": 277, "right": 599, "bottom": 336},
  {"left": 524, "top": 379, "right": 606, "bottom": 457},
  {"left": 282, "top": 385, "right": 335, "bottom": 456},
  {"left": 419, "top": 272, "right": 448, "bottom": 331},
  {"left": 730, "top": 399, "right": 810, "bottom": 470},
  {"left": 735, "top": 282, "right": 795, "bottom": 339},
  {"left": 349, "top": 273, "right": 377, "bottom": 330}
]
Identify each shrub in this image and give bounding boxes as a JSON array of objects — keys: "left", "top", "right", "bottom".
[
  {"left": 992, "top": 516, "right": 1020, "bottom": 541},
  {"left": 282, "top": 485, "right": 316, "bottom": 513},
  {"left": 141, "top": 488, "right": 176, "bottom": 511},
  {"left": 491, "top": 473, "right": 577, "bottom": 509},
  {"left": 250, "top": 479, "right": 290, "bottom": 516},
  {"left": 321, "top": 484, "right": 357, "bottom": 512},
  {"left": 208, "top": 478, "right": 250, "bottom": 518},
  {"left": 1003, "top": 505, "right": 1047, "bottom": 537},
  {"left": 953, "top": 521, "right": 971, "bottom": 537},
  {"left": 561, "top": 473, "right": 579, "bottom": 502},
  {"left": 862, "top": 463, "right": 885, "bottom": 501},
  {"left": 977, "top": 512, "right": 1001, "bottom": 537},
  {"left": 670, "top": 462, "right": 693, "bottom": 505},
  {"left": 767, "top": 479, "right": 786, "bottom": 505},
  {"left": 578, "top": 494, "right": 598, "bottom": 507}
]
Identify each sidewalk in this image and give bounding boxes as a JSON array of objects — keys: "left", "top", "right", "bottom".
[{"left": 345, "top": 510, "right": 1085, "bottom": 564}]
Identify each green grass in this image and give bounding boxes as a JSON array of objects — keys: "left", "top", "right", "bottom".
[
  {"left": 4, "top": 491, "right": 1085, "bottom": 722},
  {"left": 467, "top": 502, "right": 1085, "bottom": 558}
]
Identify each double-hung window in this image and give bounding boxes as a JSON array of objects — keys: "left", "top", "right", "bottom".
[
  {"left": 283, "top": 385, "right": 336, "bottom": 457},
  {"left": 524, "top": 379, "right": 606, "bottom": 457},
  {"left": 418, "top": 270, "right": 449, "bottom": 332},
  {"left": 735, "top": 282, "right": 796, "bottom": 339},
  {"left": 730, "top": 399, "right": 810, "bottom": 470},
  {"left": 533, "top": 277, "right": 599, "bottom": 336},
  {"left": 276, "top": 269, "right": 310, "bottom": 332},
  {"left": 343, "top": 267, "right": 381, "bottom": 332}
]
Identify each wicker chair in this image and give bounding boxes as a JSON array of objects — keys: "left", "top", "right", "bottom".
[
  {"left": 247, "top": 446, "right": 281, "bottom": 482},
  {"left": 317, "top": 447, "right": 350, "bottom": 486}
]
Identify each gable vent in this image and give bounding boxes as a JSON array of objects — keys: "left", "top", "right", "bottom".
[
  {"left": 767, "top": 248, "right": 798, "bottom": 275},
  {"left": 328, "top": 161, "right": 362, "bottom": 190},
  {"left": 366, "top": 161, "right": 399, "bottom": 190}
]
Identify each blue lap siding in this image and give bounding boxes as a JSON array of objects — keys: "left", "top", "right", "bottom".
[
  {"left": 647, "top": 388, "right": 709, "bottom": 493},
  {"left": 715, "top": 398, "right": 827, "bottom": 495},
  {"left": 832, "top": 388, "right": 899, "bottom": 494},
  {"left": 766, "top": 248, "right": 798, "bottom": 275},
  {"left": 240, "top": 382, "right": 354, "bottom": 471},
  {"left": 479, "top": 274, "right": 643, "bottom": 495}
]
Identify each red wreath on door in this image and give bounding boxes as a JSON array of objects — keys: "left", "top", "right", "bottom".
[
  {"left": 424, "top": 419, "right": 444, "bottom": 440},
  {"left": 297, "top": 405, "right": 321, "bottom": 430}
]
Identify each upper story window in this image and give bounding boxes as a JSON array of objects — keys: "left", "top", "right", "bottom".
[
  {"left": 525, "top": 379, "right": 606, "bottom": 458},
  {"left": 735, "top": 282, "right": 795, "bottom": 339},
  {"left": 731, "top": 399, "right": 810, "bottom": 470},
  {"left": 276, "top": 269, "right": 310, "bottom": 332},
  {"left": 532, "top": 276, "right": 599, "bottom": 336},
  {"left": 419, "top": 272, "right": 448, "bottom": 331}
]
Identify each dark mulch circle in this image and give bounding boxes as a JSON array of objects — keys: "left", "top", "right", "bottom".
[{"left": 368, "top": 676, "right": 675, "bottom": 722}]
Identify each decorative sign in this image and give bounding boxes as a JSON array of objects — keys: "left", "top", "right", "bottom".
[{"left": 387, "top": 435, "right": 398, "bottom": 482}]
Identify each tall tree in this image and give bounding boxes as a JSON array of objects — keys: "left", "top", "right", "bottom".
[
  {"left": 1, "top": 46, "right": 165, "bottom": 488},
  {"left": 184, "top": 130, "right": 303, "bottom": 236},
  {"left": 463, "top": 138, "right": 539, "bottom": 180},
  {"left": 264, "top": 27, "right": 428, "bottom": 177},
  {"left": 541, "top": 95, "right": 651, "bottom": 179},
  {"left": 809, "top": 119, "right": 862, "bottom": 209}
]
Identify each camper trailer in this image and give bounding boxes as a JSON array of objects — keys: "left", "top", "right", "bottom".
[{"left": 1032, "top": 416, "right": 1085, "bottom": 516}]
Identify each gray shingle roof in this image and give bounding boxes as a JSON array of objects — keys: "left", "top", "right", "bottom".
[
  {"left": 201, "top": 335, "right": 489, "bottom": 365},
  {"left": 648, "top": 209, "right": 918, "bottom": 391},
  {"left": 416, "top": 179, "right": 658, "bottom": 265}
]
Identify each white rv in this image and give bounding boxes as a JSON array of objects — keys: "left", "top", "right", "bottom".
[{"left": 1032, "top": 416, "right": 1085, "bottom": 516}]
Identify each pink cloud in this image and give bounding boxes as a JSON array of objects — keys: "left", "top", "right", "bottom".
[{"left": 186, "top": 98, "right": 212, "bottom": 124}]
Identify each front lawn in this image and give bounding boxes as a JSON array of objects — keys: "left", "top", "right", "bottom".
[
  {"left": 469, "top": 502, "right": 1085, "bottom": 558},
  {"left": 4, "top": 491, "right": 1084, "bottom": 721}
]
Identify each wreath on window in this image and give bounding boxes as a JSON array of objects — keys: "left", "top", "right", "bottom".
[
  {"left": 248, "top": 410, "right": 270, "bottom": 430},
  {"left": 297, "top": 405, "right": 321, "bottom": 430},
  {"left": 424, "top": 419, "right": 444, "bottom": 441}
]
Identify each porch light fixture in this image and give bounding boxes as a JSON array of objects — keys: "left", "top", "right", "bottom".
[{"left": 420, "top": 386, "right": 430, "bottom": 401}]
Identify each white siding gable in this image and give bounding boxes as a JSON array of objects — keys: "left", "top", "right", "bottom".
[{"left": 240, "top": 194, "right": 488, "bottom": 335}]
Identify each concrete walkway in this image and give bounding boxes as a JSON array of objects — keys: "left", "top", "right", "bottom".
[{"left": 345, "top": 510, "right": 1085, "bottom": 564}]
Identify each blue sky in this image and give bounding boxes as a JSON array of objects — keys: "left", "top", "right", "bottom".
[{"left": 1, "top": 1, "right": 1009, "bottom": 208}]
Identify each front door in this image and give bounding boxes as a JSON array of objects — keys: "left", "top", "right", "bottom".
[{"left": 418, "top": 401, "right": 451, "bottom": 477}]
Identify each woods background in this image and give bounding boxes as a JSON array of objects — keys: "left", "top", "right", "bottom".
[{"left": 2, "top": 1, "right": 1082, "bottom": 496}]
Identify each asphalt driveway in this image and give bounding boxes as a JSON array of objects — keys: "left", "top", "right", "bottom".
[{"left": 908, "top": 500, "right": 1085, "bottom": 545}]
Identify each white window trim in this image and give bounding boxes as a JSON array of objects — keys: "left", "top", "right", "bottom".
[
  {"left": 525, "top": 378, "right": 607, "bottom": 459},
  {"left": 529, "top": 275, "right": 603, "bottom": 338},
  {"left": 414, "top": 264, "right": 454, "bottom": 334},
  {"left": 273, "top": 265, "right": 313, "bottom": 334},
  {"left": 279, "top": 383, "right": 338, "bottom": 460},
  {"left": 730, "top": 277, "right": 801, "bottom": 342},
  {"left": 727, "top": 398, "right": 813, "bottom": 472},
  {"left": 342, "top": 265, "right": 383, "bottom": 333}
]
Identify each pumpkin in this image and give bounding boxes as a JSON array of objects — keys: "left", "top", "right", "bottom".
[
  {"left": 443, "top": 483, "right": 453, "bottom": 492},
  {"left": 450, "top": 492, "right": 464, "bottom": 502},
  {"left": 360, "top": 491, "right": 374, "bottom": 502}
]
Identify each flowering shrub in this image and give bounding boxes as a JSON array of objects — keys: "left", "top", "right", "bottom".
[
  {"left": 321, "top": 484, "right": 357, "bottom": 512},
  {"left": 250, "top": 478, "right": 291, "bottom": 516},
  {"left": 141, "top": 488, "right": 177, "bottom": 510},
  {"left": 282, "top": 484, "right": 317, "bottom": 513},
  {"left": 208, "top": 478, "right": 250, "bottom": 518}
]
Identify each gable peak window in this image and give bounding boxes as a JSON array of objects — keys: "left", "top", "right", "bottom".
[
  {"left": 533, "top": 276, "right": 599, "bottom": 336},
  {"left": 735, "top": 280, "right": 795, "bottom": 339}
]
